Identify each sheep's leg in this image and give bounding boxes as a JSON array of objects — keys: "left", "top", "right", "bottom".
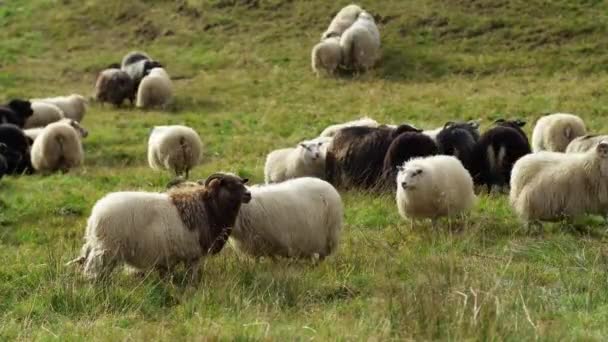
[
  {"left": 525, "top": 220, "right": 543, "bottom": 236},
  {"left": 83, "top": 248, "right": 117, "bottom": 280},
  {"left": 186, "top": 259, "right": 201, "bottom": 284}
]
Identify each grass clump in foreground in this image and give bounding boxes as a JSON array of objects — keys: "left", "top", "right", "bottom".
[{"left": 1, "top": 0, "right": 608, "bottom": 339}]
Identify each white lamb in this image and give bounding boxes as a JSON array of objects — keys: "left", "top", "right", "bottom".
[
  {"left": 396, "top": 155, "right": 476, "bottom": 221},
  {"left": 264, "top": 137, "right": 331, "bottom": 183},
  {"left": 32, "top": 94, "right": 87, "bottom": 122},
  {"left": 531, "top": 113, "right": 586, "bottom": 152},
  {"left": 319, "top": 117, "right": 379, "bottom": 137},
  {"left": 148, "top": 125, "right": 203, "bottom": 178},
  {"left": 24, "top": 102, "right": 65, "bottom": 128},
  {"left": 66, "top": 173, "right": 251, "bottom": 280},
  {"left": 136, "top": 67, "right": 173, "bottom": 109},
  {"left": 231, "top": 177, "right": 343, "bottom": 260},
  {"left": 30, "top": 119, "right": 85, "bottom": 173},
  {"left": 311, "top": 35, "right": 342, "bottom": 76},
  {"left": 565, "top": 134, "right": 608, "bottom": 153},
  {"left": 340, "top": 11, "right": 381, "bottom": 71},
  {"left": 510, "top": 141, "right": 608, "bottom": 222},
  {"left": 321, "top": 4, "right": 363, "bottom": 40}
]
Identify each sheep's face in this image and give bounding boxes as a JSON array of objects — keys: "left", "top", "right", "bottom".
[
  {"left": 299, "top": 141, "right": 327, "bottom": 165},
  {"left": 397, "top": 164, "right": 427, "bottom": 191},
  {"left": 206, "top": 174, "right": 252, "bottom": 205}
]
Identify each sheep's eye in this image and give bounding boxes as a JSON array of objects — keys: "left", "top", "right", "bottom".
[{"left": 415, "top": 169, "right": 423, "bottom": 175}]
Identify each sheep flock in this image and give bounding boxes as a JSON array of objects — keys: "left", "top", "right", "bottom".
[{"left": 1, "top": 3, "right": 605, "bottom": 288}]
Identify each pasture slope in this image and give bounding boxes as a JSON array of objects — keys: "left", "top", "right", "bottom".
[{"left": 1, "top": 0, "right": 608, "bottom": 340}]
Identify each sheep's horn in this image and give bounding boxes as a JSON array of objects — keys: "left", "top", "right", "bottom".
[{"left": 204, "top": 173, "right": 226, "bottom": 186}]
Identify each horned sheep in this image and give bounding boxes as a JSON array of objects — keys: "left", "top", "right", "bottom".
[
  {"left": 510, "top": 141, "right": 608, "bottom": 222},
  {"left": 148, "top": 125, "right": 203, "bottom": 178},
  {"left": 67, "top": 173, "right": 251, "bottom": 280},
  {"left": 531, "top": 113, "right": 586, "bottom": 152},
  {"left": 396, "top": 155, "right": 476, "bottom": 221},
  {"left": 231, "top": 177, "right": 343, "bottom": 260}
]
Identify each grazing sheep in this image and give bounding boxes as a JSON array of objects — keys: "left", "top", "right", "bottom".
[
  {"left": 435, "top": 120, "right": 480, "bottom": 173},
  {"left": 566, "top": 134, "right": 608, "bottom": 153},
  {"left": 325, "top": 124, "right": 421, "bottom": 190},
  {"left": 32, "top": 94, "right": 87, "bottom": 122},
  {"left": 510, "top": 141, "right": 608, "bottom": 222},
  {"left": 0, "top": 124, "right": 33, "bottom": 174},
  {"left": 231, "top": 177, "right": 343, "bottom": 260},
  {"left": 340, "top": 11, "right": 381, "bottom": 71},
  {"left": 322, "top": 4, "right": 363, "bottom": 39},
  {"left": 67, "top": 173, "right": 251, "bottom": 280},
  {"left": 264, "top": 137, "right": 331, "bottom": 183},
  {"left": 30, "top": 119, "right": 85, "bottom": 173},
  {"left": 396, "top": 155, "right": 476, "bottom": 221},
  {"left": 95, "top": 68, "right": 135, "bottom": 106},
  {"left": 0, "top": 99, "right": 34, "bottom": 128},
  {"left": 24, "top": 102, "right": 65, "bottom": 129},
  {"left": 121, "top": 50, "right": 152, "bottom": 69},
  {"left": 148, "top": 125, "right": 203, "bottom": 178},
  {"left": 136, "top": 67, "right": 173, "bottom": 109},
  {"left": 470, "top": 119, "right": 531, "bottom": 189},
  {"left": 382, "top": 132, "right": 438, "bottom": 188},
  {"left": 319, "top": 116, "right": 379, "bottom": 137},
  {"left": 531, "top": 113, "right": 586, "bottom": 152},
  {"left": 311, "top": 35, "right": 342, "bottom": 76}
]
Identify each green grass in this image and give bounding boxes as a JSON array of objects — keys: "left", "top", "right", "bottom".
[{"left": 1, "top": 0, "right": 608, "bottom": 339}]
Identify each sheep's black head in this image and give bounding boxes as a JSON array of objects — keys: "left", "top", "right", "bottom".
[
  {"left": 392, "top": 124, "right": 422, "bottom": 139},
  {"left": 143, "top": 60, "right": 163, "bottom": 76},
  {"left": 204, "top": 173, "right": 251, "bottom": 204},
  {"left": 442, "top": 120, "right": 480, "bottom": 140},
  {"left": 8, "top": 99, "right": 33, "bottom": 119},
  {"left": 494, "top": 118, "right": 526, "bottom": 128}
]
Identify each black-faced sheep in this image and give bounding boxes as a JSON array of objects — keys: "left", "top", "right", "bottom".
[
  {"left": 396, "top": 155, "right": 476, "bottom": 222},
  {"left": 510, "top": 141, "right": 608, "bottom": 222},
  {"left": 0, "top": 99, "right": 34, "bottom": 128},
  {"left": 531, "top": 113, "right": 586, "bottom": 152},
  {"left": 148, "top": 125, "right": 203, "bottom": 178},
  {"left": 95, "top": 68, "right": 135, "bottom": 106},
  {"left": 469, "top": 119, "right": 531, "bottom": 189},
  {"left": 136, "top": 67, "right": 172, "bottom": 109},
  {"left": 382, "top": 132, "right": 438, "bottom": 189},
  {"left": 340, "top": 11, "right": 381, "bottom": 72},
  {"left": 325, "top": 124, "right": 421, "bottom": 190},
  {"left": 566, "top": 134, "right": 608, "bottom": 153},
  {"left": 31, "top": 95, "right": 87, "bottom": 122},
  {"left": 435, "top": 120, "right": 480, "bottom": 174},
  {"left": 123, "top": 59, "right": 163, "bottom": 91},
  {"left": 0, "top": 124, "right": 33, "bottom": 174},
  {"left": 30, "top": 119, "right": 85, "bottom": 173},
  {"left": 264, "top": 137, "right": 331, "bottom": 183},
  {"left": 231, "top": 177, "right": 343, "bottom": 260},
  {"left": 67, "top": 173, "right": 251, "bottom": 281}
]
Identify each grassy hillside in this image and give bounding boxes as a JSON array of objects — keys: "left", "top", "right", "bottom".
[{"left": 2, "top": 0, "right": 608, "bottom": 339}]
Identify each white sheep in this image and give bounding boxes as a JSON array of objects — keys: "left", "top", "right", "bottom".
[
  {"left": 231, "top": 177, "right": 343, "bottom": 260},
  {"left": 24, "top": 118, "right": 88, "bottom": 142},
  {"left": 340, "top": 11, "right": 381, "bottom": 71},
  {"left": 396, "top": 155, "right": 476, "bottom": 222},
  {"left": 319, "top": 117, "right": 379, "bottom": 137},
  {"left": 264, "top": 137, "right": 331, "bottom": 183},
  {"left": 510, "top": 141, "right": 608, "bottom": 222},
  {"left": 136, "top": 67, "right": 173, "bottom": 109},
  {"left": 311, "top": 35, "right": 342, "bottom": 76},
  {"left": 66, "top": 173, "right": 251, "bottom": 280},
  {"left": 565, "top": 134, "right": 608, "bottom": 153},
  {"left": 24, "top": 102, "right": 65, "bottom": 129},
  {"left": 322, "top": 4, "right": 363, "bottom": 39},
  {"left": 531, "top": 113, "right": 587, "bottom": 152},
  {"left": 148, "top": 125, "right": 203, "bottom": 178},
  {"left": 31, "top": 94, "right": 87, "bottom": 122},
  {"left": 30, "top": 119, "right": 85, "bottom": 172}
]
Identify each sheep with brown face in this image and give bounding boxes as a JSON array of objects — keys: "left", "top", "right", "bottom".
[{"left": 67, "top": 173, "right": 251, "bottom": 281}]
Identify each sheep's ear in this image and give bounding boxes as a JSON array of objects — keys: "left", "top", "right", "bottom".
[
  {"left": 396, "top": 165, "right": 404, "bottom": 172},
  {"left": 299, "top": 143, "right": 307, "bottom": 149},
  {"left": 493, "top": 118, "right": 505, "bottom": 124},
  {"left": 515, "top": 119, "right": 526, "bottom": 127},
  {"left": 207, "top": 178, "right": 221, "bottom": 192},
  {"left": 467, "top": 120, "right": 480, "bottom": 129},
  {"left": 242, "top": 178, "right": 249, "bottom": 184}
]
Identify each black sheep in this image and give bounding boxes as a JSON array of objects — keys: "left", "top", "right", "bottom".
[
  {"left": 470, "top": 118, "right": 531, "bottom": 189},
  {"left": 0, "top": 124, "right": 33, "bottom": 174},
  {"left": 0, "top": 143, "right": 8, "bottom": 179},
  {"left": 435, "top": 120, "right": 480, "bottom": 173},
  {"left": 382, "top": 132, "right": 438, "bottom": 189},
  {"left": 0, "top": 99, "right": 34, "bottom": 128},
  {"left": 326, "top": 124, "right": 421, "bottom": 190}
]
